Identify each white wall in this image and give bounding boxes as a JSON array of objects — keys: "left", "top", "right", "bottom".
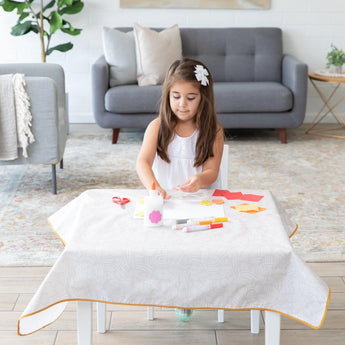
[{"left": 1, "top": 0, "right": 345, "bottom": 123}]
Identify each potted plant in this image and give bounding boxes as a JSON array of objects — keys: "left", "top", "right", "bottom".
[
  {"left": 326, "top": 43, "right": 345, "bottom": 74},
  {"left": 0, "top": 0, "right": 84, "bottom": 62}
]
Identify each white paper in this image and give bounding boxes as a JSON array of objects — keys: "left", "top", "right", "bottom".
[{"left": 163, "top": 197, "right": 224, "bottom": 220}]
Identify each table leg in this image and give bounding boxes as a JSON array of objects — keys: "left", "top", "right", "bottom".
[
  {"left": 96, "top": 302, "right": 106, "bottom": 333},
  {"left": 251, "top": 310, "right": 260, "bottom": 334},
  {"left": 217, "top": 310, "right": 224, "bottom": 322},
  {"left": 265, "top": 311, "right": 280, "bottom": 345},
  {"left": 306, "top": 79, "right": 345, "bottom": 138},
  {"left": 147, "top": 306, "right": 154, "bottom": 320},
  {"left": 77, "top": 301, "right": 93, "bottom": 345},
  {"left": 308, "top": 80, "right": 341, "bottom": 127}
]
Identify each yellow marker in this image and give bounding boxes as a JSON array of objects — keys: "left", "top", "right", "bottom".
[
  {"left": 212, "top": 217, "right": 228, "bottom": 222},
  {"left": 187, "top": 217, "right": 228, "bottom": 224},
  {"left": 200, "top": 200, "right": 212, "bottom": 206}
]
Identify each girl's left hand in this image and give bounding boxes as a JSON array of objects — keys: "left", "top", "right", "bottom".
[{"left": 178, "top": 175, "right": 203, "bottom": 193}]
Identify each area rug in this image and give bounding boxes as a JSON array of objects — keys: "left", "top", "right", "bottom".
[{"left": 0, "top": 124, "right": 344, "bottom": 265}]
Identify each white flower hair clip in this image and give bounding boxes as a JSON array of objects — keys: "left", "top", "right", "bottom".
[{"left": 194, "top": 65, "right": 209, "bottom": 86}]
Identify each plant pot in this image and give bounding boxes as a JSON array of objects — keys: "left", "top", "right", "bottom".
[{"left": 330, "top": 64, "right": 343, "bottom": 74}]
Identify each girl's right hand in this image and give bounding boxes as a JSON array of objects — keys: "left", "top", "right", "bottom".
[
  {"left": 178, "top": 175, "right": 203, "bottom": 193},
  {"left": 156, "top": 185, "right": 171, "bottom": 199}
]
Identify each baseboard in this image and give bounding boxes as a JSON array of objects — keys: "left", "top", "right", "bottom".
[
  {"left": 68, "top": 112, "right": 344, "bottom": 125},
  {"left": 69, "top": 112, "right": 95, "bottom": 124}
]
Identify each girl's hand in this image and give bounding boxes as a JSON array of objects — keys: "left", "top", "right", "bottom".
[
  {"left": 156, "top": 185, "right": 171, "bottom": 199},
  {"left": 179, "top": 175, "right": 203, "bottom": 193}
]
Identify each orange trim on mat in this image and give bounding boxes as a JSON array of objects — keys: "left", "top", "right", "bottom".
[
  {"left": 47, "top": 219, "right": 66, "bottom": 247},
  {"left": 289, "top": 224, "right": 298, "bottom": 238},
  {"left": 17, "top": 287, "right": 331, "bottom": 336}
]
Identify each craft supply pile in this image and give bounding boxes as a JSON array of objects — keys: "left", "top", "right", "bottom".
[{"left": 135, "top": 188, "right": 266, "bottom": 229}]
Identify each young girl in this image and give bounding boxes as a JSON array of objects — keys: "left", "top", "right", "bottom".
[{"left": 136, "top": 58, "right": 224, "bottom": 198}]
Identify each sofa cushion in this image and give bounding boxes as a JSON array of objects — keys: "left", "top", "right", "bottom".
[
  {"left": 133, "top": 23, "right": 182, "bottom": 87},
  {"left": 115, "top": 27, "right": 282, "bottom": 83},
  {"left": 105, "top": 82, "right": 292, "bottom": 114},
  {"left": 214, "top": 82, "right": 293, "bottom": 113},
  {"left": 102, "top": 27, "right": 137, "bottom": 87},
  {"left": 181, "top": 28, "right": 283, "bottom": 83},
  {"left": 105, "top": 84, "right": 163, "bottom": 113}
]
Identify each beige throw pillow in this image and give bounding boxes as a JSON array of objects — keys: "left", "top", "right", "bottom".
[{"left": 133, "top": 23, "right": 182, "bottom": 86}]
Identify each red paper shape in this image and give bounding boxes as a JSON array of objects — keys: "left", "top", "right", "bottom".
[
  {"left": 212, "top": 189, "right": 242, "bottom": 200},
  {"left": 241, "top": 194, "right": 264, "bottom": 202},
  {"left": 213, "top": 189, "right": 264, "bottom": 202}
]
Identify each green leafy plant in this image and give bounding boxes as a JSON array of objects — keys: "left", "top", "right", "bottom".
[
  {"left": 0, "top": 0, "right": 84, "bottom": 62},
  {"left": 326, "top": 43, "right": 345, "bottom": 68}
]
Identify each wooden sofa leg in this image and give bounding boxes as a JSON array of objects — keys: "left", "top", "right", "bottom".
[
  {"left": 112, "top": 128, "right": 120, "bottom": 144},
  {"left": 279, "top": 128, "right": 287, "bottom": 144}
]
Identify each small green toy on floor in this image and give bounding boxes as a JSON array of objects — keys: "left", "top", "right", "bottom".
[{"left": 175, "top": 308, "right": 194, "bottom": 321}]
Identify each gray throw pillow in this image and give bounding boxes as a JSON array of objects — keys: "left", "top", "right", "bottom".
[{"left": 102, "top": 27, "right": 137, "bottom": 87}]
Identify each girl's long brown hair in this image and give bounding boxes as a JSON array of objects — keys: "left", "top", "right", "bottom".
[{"left": 157, "top": 58, "right": 220, "bottom": 167}]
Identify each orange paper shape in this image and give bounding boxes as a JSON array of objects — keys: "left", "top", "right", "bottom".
[
  {"left": 212, "top": 199, "right": 225, "bottom": 205},
  {"left": 231, "top": 203, "right": 266, "bottom": 214}
]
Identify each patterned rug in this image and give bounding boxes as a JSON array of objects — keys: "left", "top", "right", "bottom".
[{"left": 0, "top": 124, "right": 344, "bottom": 265}]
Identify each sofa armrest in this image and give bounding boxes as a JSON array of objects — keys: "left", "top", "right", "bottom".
[
  {"left": 0, "top": 63, "right": 65, "bottom": 108},
  {"left": 282, "top": 55, "right": 308, "bottom": 92},
  {"left": 91, "top": 55, "right": 110, "bottom": 127},
  {"left": 0, "top": 63, "right": 68, "bottom": 136},
  {"left": 282, "top": 55, "right": 308, "bottom": 126}
]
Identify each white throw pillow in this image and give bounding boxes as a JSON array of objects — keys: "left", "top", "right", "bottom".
[
  {"left": 102, "top": 27, "right": 137, "bottom": 87},
  {"left": 133, "top": 23, "right": 182, "bottom": 87}
]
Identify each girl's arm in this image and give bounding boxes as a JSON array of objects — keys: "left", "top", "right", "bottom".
[
  {"left": 136, "top": 119, "right": 169, "bottom": 198},
  {"left": 179, "top": 125, "right": 224, "bottom": 193}
]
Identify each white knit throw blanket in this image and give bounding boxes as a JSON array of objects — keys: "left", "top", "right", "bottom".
[{"left": 0, "top": 73, "right": 35, "bottom": 160}]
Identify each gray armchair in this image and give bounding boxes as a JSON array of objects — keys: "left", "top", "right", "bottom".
[{"left": 0, "top": 63, "right": 68, "bottom": 194}]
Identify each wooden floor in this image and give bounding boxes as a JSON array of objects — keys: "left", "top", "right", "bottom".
[{"left": 0, "top": 263, "right": 344, "bottom": 344}]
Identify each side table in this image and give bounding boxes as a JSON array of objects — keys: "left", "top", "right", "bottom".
[{"left": 306, "top": 72, "right": 345, "bottom": 139}]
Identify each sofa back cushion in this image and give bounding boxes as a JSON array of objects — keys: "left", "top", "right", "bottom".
[
  {"left": 114, "top": 27, "right": 282, "bottom": 83},
  {"left": 181, "top": 28, "right": 282, "bottom": 83}
]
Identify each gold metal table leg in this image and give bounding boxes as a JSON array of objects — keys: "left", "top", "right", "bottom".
[{"left": 306, "top": 78, "right": 345, "bottom": 139}]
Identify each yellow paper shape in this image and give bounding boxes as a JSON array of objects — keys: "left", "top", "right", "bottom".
[
  {"left": 134, "top": 199, "right": 145, "bottom": 218},
  {"left": 231, "top": 203, "right": 266, "bottom": 214},
  {"left": 235, "top": 204, "right": 259, "bottom": 212},
  {"left": 200, "top": 200, "right": 212, "bottom": 206}
]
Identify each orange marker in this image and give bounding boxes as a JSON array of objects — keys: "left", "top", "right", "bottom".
[{"left": 183, "top": 223, "right": 223, "bottom": 233}]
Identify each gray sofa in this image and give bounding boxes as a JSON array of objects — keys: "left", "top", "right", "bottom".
[{"left": 92, "top": 27, "right": 308, "bottom": 143}]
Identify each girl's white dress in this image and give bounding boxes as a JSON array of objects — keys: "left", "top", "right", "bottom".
[{"left": 152, "top": 130, "right": 221, "bottom": 190}]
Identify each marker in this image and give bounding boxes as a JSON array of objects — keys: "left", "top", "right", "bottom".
[
  {"left": 178, "top": 216, "right": 213, "bottom": 224},
  {"left": 173, "top": 220, "right": 213, "bottom": 230},
  {"left": 175, "top": 218, "right": 189, "bottom": 224},
  {"left": 182, "top": 223, "right": 223, "bottom": 233},
  {"left": 173, "top": 217, "right": 228, "bottom": 230},
  {"left": 187, "top": 217, "right": 228, "bottom": 224}
]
